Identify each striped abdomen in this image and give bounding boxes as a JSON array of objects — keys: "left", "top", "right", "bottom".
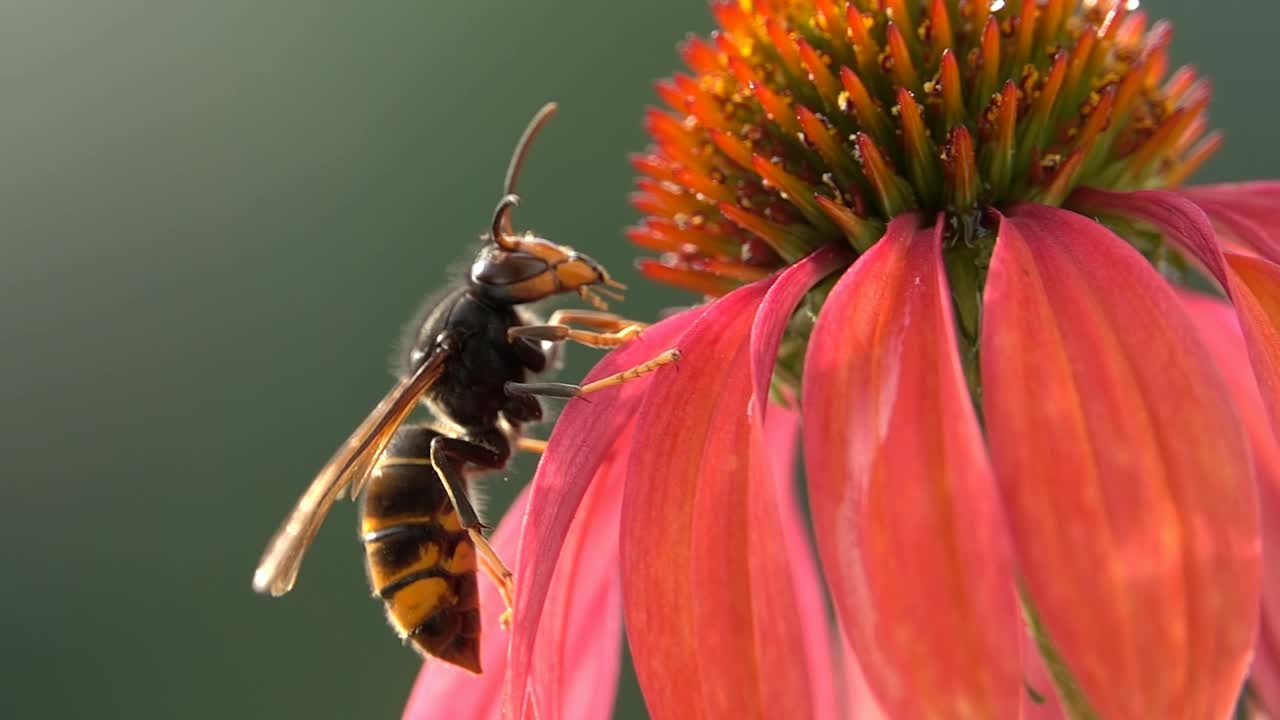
[{"left": 360, "top": 426, "right": 481, "bottom": 673}]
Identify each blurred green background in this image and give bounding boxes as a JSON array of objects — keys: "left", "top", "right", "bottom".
[{"left": 0, "top": 1, "right": 1274, "bottom": 718}]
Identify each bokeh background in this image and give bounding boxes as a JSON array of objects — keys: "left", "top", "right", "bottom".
[{"left": 0, "top": 1, "right": 1275, "bottom": 718}]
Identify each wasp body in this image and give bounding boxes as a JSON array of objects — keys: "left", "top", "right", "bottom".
[{"left": 253, "top": 104, "right": 675, "bottom": 674}]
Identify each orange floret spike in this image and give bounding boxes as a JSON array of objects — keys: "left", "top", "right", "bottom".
[
  {"left": 981, "top": 82, "right": 1020, "bottom": 199},
  {"left": 719, "top": 201, "right": 822, "bottom": 261},
  {"left": 1040, "top": 0, "right": 1068, "bottom": 50},
  {"left": 897, "top": 88, "right": 942, "bottom": 208},
  {"left": 1030, "top": 145, "right": 1086, "bottom": 207},
  {"left": 814, "top": 194, "right": 883, "bottom": 252},
  {"left": 942, "top": 125, "right": 979, "bottom": 213},
  {"left": 1010, "top": 0, "right": 1038, "bottom": 79},
  {"left": 846, "top": 8, "right": 885, "bottom": 95},
  {"left": 753, "top": 83, "right": 801, "bottom": 136},
  {"left": 636, "top": 258, "right": 740, "bottom": 298},
  {"left": 927, "top": 0, "right": 954, "bottom": 63},
  {"left": 1163, "top": 131, "right": 1223, "bottom": 188},
  {"left": 628, "top": 0, "right": 1224, "bottom": 294},
  {"left": 796, "top": 39, "right": 841, "bottom": 115},
  {"left": 839, "top": 66, "right": 894, "bottom": 149},
  {"left": 814, "top": 0, "right": 852, "bottom": 68},
  {"left": 973, "top": 16, "right": 1002, "bottom": 116},
  {"left": 1017, "top": 51, "right": 1068, "bottom": 171},
  {"left": 765, "top": 16, "right": 804, "bottom": 80},
  {"left": 707, "top": 128, "right": 756, "bottom": 172},
  {"left": 750, "top": 155, "right": 840, "bottom": 236},
  {"left": 938, "top": 50, "right": 966, "bottom": 133},
  {"left": 886, "top": 23, "right": 924, "bottom": 96},
  {"left": 855, "top": 133, "right": 917, "bottom": 218},
  {"left": 795, "top": 106, "right": 864, "bottom": 188}
]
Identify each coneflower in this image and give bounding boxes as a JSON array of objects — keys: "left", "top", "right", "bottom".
[{"left": 407, "top": 1, "right": 1280, "bottom": 718}]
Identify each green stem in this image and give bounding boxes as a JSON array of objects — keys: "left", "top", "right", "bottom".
[
  {"left": 1021, "top": 590, "right": 1099, "bottom": 720},
  {"left": 942, "top": 234, "right": 986, "bottom": 414}
]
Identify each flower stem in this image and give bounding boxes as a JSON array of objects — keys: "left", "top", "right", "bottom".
[
  {"left": 1021, "top": 590, "right": 1099, "bottom": 720},
  {"left": 942, "top": 218, "right": 991, "bottom": 414}
]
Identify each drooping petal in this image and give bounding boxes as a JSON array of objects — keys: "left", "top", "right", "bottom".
[
  {"left": 760, "top": 406, "right": 840, "bottom": 720},
  {"left": 803, "top": 214, "right": 1022, "bottom": 717},
  {"left": 622, "top": 279, "right": 771, "bottom": 720},
  {"left": 1069, "top": 187, "right": 1228, "bottom": 283},
  {"left": 982, "top": 204, "right": 1259, "bottom": 718},
  {"left": 1226, "top": 254, "right": 1280, "bottom": 447},
  {"left": 748, "top": 243, "right": 852, "bottom": 401},
  {"left": 505, "top": 309, "right": 704, "bottom": 719},
  {"left": 745, "top": 248, "right": 849, "bottom": 719},
  {"left": 624, "top": 246, "right": 844, "bottom": 720},
  {"left": 1068, "top": 187, "right": 1280, "bottom": 451},
  {"left": 1183, "top": 182, "right": 1280, "bottom": 263},
  {"left": 837, "top": 632, "right": 887, "bottom": 720},
  {"left": 526, "top": 427, "right": 629, "bottom": 720},
  {"left": 1181, "top": 292, "right": 1280, "bottom": 719},
  {"left": 404, "top": 490, "right": 529, "bottom": 720}
]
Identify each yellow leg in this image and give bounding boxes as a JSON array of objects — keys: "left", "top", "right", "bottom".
[
  {"left": 509, "top": 311, "right": 648, "bottom": 349},
  {"left": 546, "top": 310, "right": 647, "bottom": 333},
  {"left": 579, "top": 349, "right": 681, "bottom": 394},
  {"left": 516, "top": 437, "right": 547, "bottom": 454},
  {"left": 504, "top": 348, "right": 682, "bottom": 401},
  {"left": 470, "top": 529, "right": 514, "bottom": 629}
]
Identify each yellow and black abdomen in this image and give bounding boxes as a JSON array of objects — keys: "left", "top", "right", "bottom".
[{"left": 359, "top": 425, "right": 481, "bottom": 673}]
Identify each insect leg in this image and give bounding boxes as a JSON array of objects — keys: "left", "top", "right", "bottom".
[
  {"left": 428, "top": 435, "right": 516, "bottom": 616},
  {"left": 508, "top": 310, "right": 649, "bottom": 350},
  {"left": 428, "top": 436, "right": 502, "bottom": 531},
  {"left": 545, "top": 310, "right": 647, "bottom": 332},
  {"left": 577, "top": 348, "right": 681, "bottom": 394},
  {"left": 476, "top": 545, "right": 515, "bottom": 629},
  {"left": 505, "top": 381, "right": 582, "bottom": 399},
  {"left": 516, "top": 437, "right": 547, "bottom": 454},
  {"left": 504, "top": 348, "right": 681, "bottom": 399}
]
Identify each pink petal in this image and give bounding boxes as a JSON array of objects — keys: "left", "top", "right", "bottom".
[
  {"left": 1069, "top": 187, "right": 1227, "bottom": 284},
  {"left": 622, "top": 279, "right": 772, "bottom": 719},
  {"left": 404, "top": 489, "right": 528, "bottom": 720},
  {"left": 1182, "top": 291, "right": 1280, "bottom": 718},
  {"left": 1182, "top": 182, "right": 1280, "bottom": 263},
  {"left": 624, "top": 246, "right": 844, "bottom": 719},
  {"left": 526, "top": 427, "right": 628, "bottom": 720},
  {"left": 982, "top": 204, "right": 1259, "bottom": 718},
  {"left": 803, "top": 214, "right": 1022, "bottom": 717},
  {"left": 760, "top": 406, "right": 841, "bottom": 720},
  {"left": 1069, "top": 187, "right": 1280, "bottom": 457},
  {"left": 1226, "top": 254, "right": 1280, "bottom": 448},
  {"left": 505, "top": 309, "right": 704, "bottom": 719},
  {"left": 837, "top": 632, "right": 887, "bottom": 720},
  {"left": 749, "top": 243, "right": 852, "bottom": 401}
]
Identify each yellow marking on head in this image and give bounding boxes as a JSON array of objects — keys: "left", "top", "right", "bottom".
[{"left": 504, "top": 273, "right": 561, "bottom": 302}]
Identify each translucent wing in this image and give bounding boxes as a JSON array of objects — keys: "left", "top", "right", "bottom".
[{"left": 252, "top": 349, "right": 449, "bottom": 596}]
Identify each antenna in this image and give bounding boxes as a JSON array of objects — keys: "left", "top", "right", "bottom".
[
  {"left": 490, "top": 194, "right": 520, "bottom": 250},
  {"left": 497, "top": 102, "right": 559, "bottom": 237}
]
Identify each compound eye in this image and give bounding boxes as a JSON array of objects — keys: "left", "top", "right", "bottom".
[{"left": 471, "top": 253, "right": 550, "bottom": 286}]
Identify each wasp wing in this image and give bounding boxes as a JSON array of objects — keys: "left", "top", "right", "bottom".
[{"left": 252, "top": 349, "right": 448, "bottom": 597}]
